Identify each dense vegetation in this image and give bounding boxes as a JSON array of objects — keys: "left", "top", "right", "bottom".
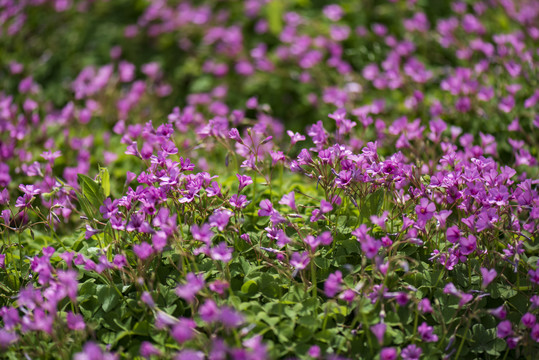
[{"left": 0, "top": 0, "right": 538, "bottom": 359}]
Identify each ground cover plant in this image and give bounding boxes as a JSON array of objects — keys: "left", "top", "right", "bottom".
[{"left": 0, "top": 0, "right": 538, "bottom": 359}]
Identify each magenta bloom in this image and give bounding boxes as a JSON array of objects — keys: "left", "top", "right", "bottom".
[
  {"left": 290, "top": 251, "right": 310, "bottom": 270},
  {"left": 229, "top": 194, "right": 250, "bottom": 209},
  {"left": 459, "top": 235, "right": 477, "bottom": 255},
  {"left": 308, "top": 345, "right": 321, "bottom": 358},
  {"left": 320, "top": 199, "right": 333, "bottom": 213},
  {"left": 401, "top": 344, "right": 422, "bottom": 360},
  {"left": 236, "top": 174, "right": 252, "bottom": 192},
  {"left": 175, "top": 273, "right": 205, "bottom": 303},
  {"left": 380, "top": 347, "right": 398, "bottom": 360},
  {"left": 415, "top": 198, "right": 435, "bottom": 229},
  {"left": 324, "top": 271, "right": 343, "bottom": 297},
  {"left": 140, "top": 341, "right": 162, "bottom": 358},
  {"left": 258, "top": 199, "right": 274, "bottom": 216},
  {"left": 370, "top": 323, "right": 386, "bottom": 345},
  {"left": 66, "top": 312, "right": 85, "bottom": 331},
  {"left": 133, "top": 242, "right": 153, "bottom": 260},
  {"left": 480, "top": 267, "right": 497, "bottom": 288},
  {"left": 497, "top": 320, "right": 513, "bottom": 338},
  {"left": 209, "top": 209, "right": 233, "bottom": 231},
  {"left": 171, "top": 318, "right": 196, "bottom": 343},
  {"left": 210, "top": 242, "right": 233, "bottom": 263},
  {"left": 219, "top": 307, "right": 244, "bottom": 328},
  {"left": 521, "top": 313, "right": 536, "bottom": 328},
  {"left": 279, "top": 191, "right": 297, "bottom": 211},
  {"left": 191, "top": 224, "right": 213, "bottom": 244},
  {"left": 417, "top": 322, "right": 438, "bottom": 342},
  {"left": 199, "top": 299, "right": 220, "bottom": 323}
]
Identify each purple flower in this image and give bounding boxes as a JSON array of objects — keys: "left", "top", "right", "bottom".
[
  {"left": 446, "top": 225, "right": 460, "bottom": 243},
  {"left": 0, "top": 188, "right": 9, "bottom": 205},
  {"left": 396, "top": 292, "right": 409, "bottom": 306},
  {"left": 191, "top": 224, "right": 213, "bottom": 244},
  {"left": 380, "top": 347, "right": 398, "bottom": 360},
  {"left": 140, "top": 341, "right": 162, "bottom": 358},
  {"left": 152, "top": 231, "right": 167, "bottom": 252},
  {"left": 417, "top": 322, "right": 438, "bottom": 342},
  {"left": 361, "top": 236, "right": 382, "bottom": 259},
  {"left": 175, "top": 350, "right": 204, "bottom": 360},
  {"left": 219, "top": 306, "right": 244, "bottom": 328},
  {"left": 85, "top": 224, "right": 100, "bottom": 240},
  {"left": 99, "top": 198, "right": 118, "bottom": 219},
  {"left": 490, "top": 305, "right": 507, "bottom": 319},
  {"left": 459, "top": 235, "right": 477, "bottom": 256},
  {"left": 229, "top": 194, "right": 250, "bottom": 209},
  {"left": 229, "top": 128, "right": 243, "bottom": 143},
  {"left": 290, "top": 251, "right": 310, "bottom": 270},
  {"left": 531, "top": 324, "right": 539, "bottom": 342},
  {"left": 287, "top": 130, "right": 306, "bottom": 145},
  {"left": 418, "top": 298, "right": 433, "bottom": 313},
  {"left": 66, "top": 312, "right": 85, "bottom": 331},
  {"left": 278, "top": 191, "right": 297, "bottom": 211},
  {"left": 258, "top": 199, "right": 274, "bottom": 216},
  {"left": 141, "top": 292, "right": 155, "bottom": 308},
  {"left": 74, "top": 342, "right": 117, "bottom": 360},
  {"left": 480, "top": 267, "right": 497, "bottom": 288},
  {"left": 152, "top": 207, "right": 177, "bottom": 235},
  {"left": 371, "top": 323, "right": 386, "bottom": 345},
  {"left": 171, "top": 318, "right": 196, "bottom": 343},
  {"left": 175, "top": 273, "right": 205, "bottom": 303},
  {"left": 209, "top": 279, "right": 229, "bottom": 295},
  {"left": 236, "top": 174, "right": 252, "bottom": 192},
  {"left": 320, "top": 200, "right": 333, "bottom": 213},
  {"left": 0, "top": 329, "right": 18, "bottom": 349},
  {"left": 497, "top": 320, "right": 513, "bottom": 338},
  {"left": 133, "top": 242, "right": 153, "bottom": 260},
  {"left": 401, "top": 344, "right": 422, "bottom": 360},
  {"left": 209, "top": 209, "right": 233, "bottom": 231},
  {"left": 415, "top": 198, "right": 435, "bottom": 229},
  {"left": 324, "top": 271, "right": 343, "bottom": 298},
  {"left": 371, "top": 211, "right": 389, "bottom": 231},
  {"left": 521, "top": 313, "right": 536, "bottom": 328},
  {"left": 199, "top": 299, "right": 220, "bottom": 323},
  {"left": 308, "top": 345, "right": 321, "bottom": 358},
  {"left": 210, "top": 242, "right": 233, "bottom": 263}
]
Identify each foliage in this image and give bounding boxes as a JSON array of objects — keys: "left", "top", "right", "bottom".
[{"left": 0, "top": 0, "right": 538, "bottom": 359}]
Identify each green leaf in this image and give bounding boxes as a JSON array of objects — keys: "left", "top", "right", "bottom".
[
  {"left": 314, "top": 257, "right": 330, "bottom": 269},
  {"left": 298, "top": 316, "right": 316, "bottom": 328},
  {"left": 267, "top": 0, "right": 283, "bottom": 35},
  {"left": 77, "top": 174, "right": 106, "bottom": 215},
  {"left": 96, "top": 285, "right": 120, "bottom": 312},
  {"left": 259, "top": 273, "right": 280, "bottom": 298},
  {"left": 359, "top": 189, "right": 384, "bottom": 222},
  {"left": 99, "top": 167, "right": 111, "bottom": 197},
  {"left": 241, "top": 280, "right": 259, "bottom": 295}
]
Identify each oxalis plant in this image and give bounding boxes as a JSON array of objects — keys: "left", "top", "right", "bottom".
[{"left": 0, "top": 0, "right": 538, "bottom": 359}]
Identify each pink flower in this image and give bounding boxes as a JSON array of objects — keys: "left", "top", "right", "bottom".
[
  {"left": 279, "top": 191, "right": 297, "bottom": 211},
  {"left": 371, "top": 323, "right": 386, "bottom": 345},
  {"left": 133, "top": 242, "right": 153, "bottom": 260},
  {"left": 415, "top": 198, "right": 435, "bottom": 229},
  {"left": 324, "top": 271, "right": 342, "bottom": 297},
  {"left": 380, "top": 347, "right": 398, "bottom": 360},
  {"left": 320, "top": 200, "right": 333, "bottom": 213},
  {"left": 480, "top": 267, "right": 497, "bottom": 288},
  {"left": 171, "top": 318, "right": 196, "bottom": 343},
  {"left": 236, "top": 174, "right": 252, "bottom": 192},
  {"left": 66, "top": 312, "right": 85, "bottom": 331},
  {"left": 459, "top": 235, "right": 477, "bottom": 256}
]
